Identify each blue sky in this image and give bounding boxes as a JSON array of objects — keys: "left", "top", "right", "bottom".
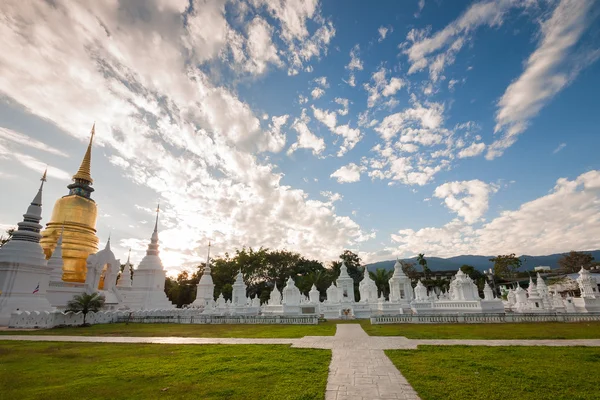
[{"left": 0, "top": 0, "right": 599, "bottom": 275}]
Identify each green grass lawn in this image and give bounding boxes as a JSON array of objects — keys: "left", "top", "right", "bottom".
[
  {"left": 386, "top": 346, "right": 600, "bottom": 400},
  {"left": 0, "top": 341, "right": 330, "bottom": 400},
  {"left": 362, "top": 320, "right": 600, "bottom": 339},
  {"left": 0, "top": 322, "right": 336, "bottom": 338}
]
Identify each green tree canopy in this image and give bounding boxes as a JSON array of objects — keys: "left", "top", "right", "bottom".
[
  {"left": 489, "top": 254, "right": 522, "bottom": 278},
  {"left": 557, "top": 251, "right": 596, "bottom": 273}
]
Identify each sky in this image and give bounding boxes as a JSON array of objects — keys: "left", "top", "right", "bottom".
[{"left": 0, "top": 0, "right": 599, "bottom": 276}]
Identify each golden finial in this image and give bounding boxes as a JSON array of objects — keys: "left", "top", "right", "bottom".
[{"left": 72, "top": 123, "right": 95, "bottom": 184}]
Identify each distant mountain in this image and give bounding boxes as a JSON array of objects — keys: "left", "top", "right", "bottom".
[{"left": 364, "top": 251, "right": 600, "bottom": 272}]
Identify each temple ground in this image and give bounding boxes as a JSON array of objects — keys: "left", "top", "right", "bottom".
[
  {"left": 361, "top": 320, "right": 600, "bottom": 339},
  {"left": 386, "top": 346, "right": 600, "bottom": 400},
  {"left": 0, "top": 341, "right": 330, "bottom": 400},
  {"left": 0, "top": 321, "right": 337, "bottom": 338}
]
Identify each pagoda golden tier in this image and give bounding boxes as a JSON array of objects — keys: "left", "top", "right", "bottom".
[{"left": 40, "top": 124, "right": 99, "bottom": 282}]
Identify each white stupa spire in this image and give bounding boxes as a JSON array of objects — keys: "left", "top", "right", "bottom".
[
  {"left": 48, "top": 225, "right": 64, "bottom": 281},
  {"left": 147, "top": 204, "right": 160, "bottom": 257},
  {"left": 11, "top": 169, "right": 47, "bottom": 243},
  {"left": 204, "top": 241, "right": 211, "bottom": 274},
  {"left": 135, "top": 204, "right": 164, "bottom": 271}
]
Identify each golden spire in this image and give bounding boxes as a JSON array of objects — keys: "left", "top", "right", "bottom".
[{"left": 72, "top": 123, "right": 95, "bottom": 184}]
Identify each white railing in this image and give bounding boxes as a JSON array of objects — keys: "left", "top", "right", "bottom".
[{"left": 370, "top": 312, "right": 600, "bottom": 324}]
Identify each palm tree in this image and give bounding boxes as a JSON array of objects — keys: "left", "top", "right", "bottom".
[
  {"left": 66, "top": 292, "right": 105, "bottom": 325},
  {"left": 370, "top": 268, "right": 393, "bottom": 299},
  {"left": 417, "top": 253, "right": 431, "bottom": 280}
]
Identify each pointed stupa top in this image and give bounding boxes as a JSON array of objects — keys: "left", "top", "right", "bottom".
[
  {"left": 536, "top": 272, "right": 547, "bottom": 289},
  {"left": 146, "top": 204, "right": 160, "bottom": 256},
  {"left": 204, "top": 241, "right": 212, "bottom": 274},
  {"left": 11, "top": 169, "right": 47, "bottom": 243},
  {"left": 527, "top": 276, "right": 537, "bottom": 296},
  {"left": 117, "top": 249, "right": 133, "bottom": 288},
  {"left": 48, "top": 226, "right": 65, "bottom": 281},
  {"left": 338, "top": 260, "right": 351, "bottom": 279},
  {"left": 72, "top": 123, "right": 95, "bottom": 184}
]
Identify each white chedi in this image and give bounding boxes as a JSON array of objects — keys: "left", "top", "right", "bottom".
[
  {"left": 126, "top": 207, "right": 175, "bottom": 310},
  {"left": 309, "top": 284, "right": 320, "bottom": 304},
  {"left": 413, "top": 280, "right": 428, "bottom": 301},
  {"left": 116, "top": 250, "right": 133, "bottom": 288},
  {"left": 232, "top": 270, "right": 247, "bottom": 306},
  {"left": 326, "top": 282, "right": 339, "bottom": 303},
  {"left": 448, "top": 270, "right": 480, "bottom": 301},
  {"left": 388, "top": 259, "right": 413, "bottom": 303},
  {"left": 0, "top": 171, "right": 53, "bottom": 325},
  {"left": 483, "top": 282, "right": 494, "bottom": 300},
  {"left": 192, "top": 244, "right": 215, "bottom": 307},
  {"left": 577, "top": 267, "right": 597, "bottom": 298},
  {"left": 359, "top": 267, "right": 378, "bottom": 303},
  {"left": 282, "top": 276, "right": 301, "bottom": 306},
  {"left": 336, "top": 261, "right": 355, "bottom": 302},
  {"left": 268, "top": 284, "right": 282, "bottom": 306}
]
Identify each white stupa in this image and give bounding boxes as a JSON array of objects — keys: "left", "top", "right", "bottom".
[
  {"left": 124, "top": 205, "right": 174, "bottom": 310},
  {"left": 0, "top": 171, "right": 53, "bottom": 325},
  {"left": 116, "top": 250, "right": 133, "bottom": 288},
  {"left": 359, "top": 267, "right": 378, "bottom": 303},
  {"left": 192, "top": 243, "right": 215, "bottom": 307},
  {"left": 336, "top": 261, "right": 355, "bottom": 302}
]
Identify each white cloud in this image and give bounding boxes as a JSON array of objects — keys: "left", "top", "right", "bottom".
[
  {"left": 381, "top": 77, "right": 405, "bottom": 97},
  {"left": 288, "top": 110, "right": 326, "bottom": 156},
  {"left": 311, "top": 87, "right": 325, "bottom": 99},
  {"left": 330, "top": 163, "right": 366, "bottom": 183},
  {"left": 253, "top": 0, "right": 336, "bottom": 75},
  {"left": 0, "top": 0, "right": 369, "bottom": 271},
  {"left": 553, "top": 143, "right": 567, "bottom": 154},
  {"left": 489, "top": 0, "right": 598, "bottom": 159},
  {"left": 334, "top": 97, "right": 349, "bottom": 115},
  {"left": 314, "top": 76, "right": 329, "bottom": 88},
  {"left": 312, "top": 106, "right": 362, "bottom": 156},
  {"left": 312, "top": 106, "right": 337, "bottom": 130},
  {"left": 392, "top": 170, "right": 600, "bottom": 257},
  {"left": 346, "top": 44, "right": 363, "bottom": 71},
  {"left": 0, "top": 127, "right": 68, "bottom": 157},
  {"left": 433, "top": 180, "right": 497, "bottom": 224},
  {"left": 403, "top": 0, "right": 523, "bottom": 81},
  {"left": 378, "top": 26, "right": 389, "bottom": 42},
  {"left": 457, "top": 142, "right": 486, "bottom": 158},
  {"left": 243, "top": 16, "right": 283, "bottom": 75},
  {"left": 364, "top": 68, "right": 406, "bottom": 108}
]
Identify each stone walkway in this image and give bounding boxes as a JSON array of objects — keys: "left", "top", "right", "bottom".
[{"left": 3, "top": 324, "right": 600, "bottom": 400}]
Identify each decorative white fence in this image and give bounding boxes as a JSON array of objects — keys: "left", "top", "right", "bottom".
[
  {"left": 8, "top": 309, "right": 318, "bottom": 328},
  {"left": 371, "top": 313, "right": 600, "bottom": 324},
  {"left": 115, "top": 315, "right": 319, "bottom": 325}
]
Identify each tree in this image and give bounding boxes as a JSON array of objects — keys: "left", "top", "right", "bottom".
[
  {"left": 489, "top": 254, "right": 522, "bottom": 278},
  {"left": 400, "top": 260, "right": 419, "bottom": 281},
  {"left": 370, "top": 268, "right": 393, "bottom": 299},
  {"left": 66, "top": 292, "right": 105, "bottom": 325},
  {"left": 417, "top": 253, "right": 431, "bottom": 279},
  {"left": 0, "top": 228, "right": 15, "bottom": 248},
  {"left": 558, "top": 251, "right": 595, "bottom": 273}
]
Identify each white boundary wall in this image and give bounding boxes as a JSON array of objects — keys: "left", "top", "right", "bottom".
[
  {"left": 8, "top": 309, "right": 318, "bottom": 328},
  {"left": 371, "top": 313, "right": 600, "bottom": 324}
]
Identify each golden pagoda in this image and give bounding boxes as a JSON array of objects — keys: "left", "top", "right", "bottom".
[{"left": 40, "top": 124, "right": 99, "bottom": 282}]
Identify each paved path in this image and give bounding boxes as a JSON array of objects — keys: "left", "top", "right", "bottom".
[
  {"left": 4, "top": 325, "right": 600, "bottom": 400},
  {"left": 321, "top": 324, "right": 419, "bottom": 400}
]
